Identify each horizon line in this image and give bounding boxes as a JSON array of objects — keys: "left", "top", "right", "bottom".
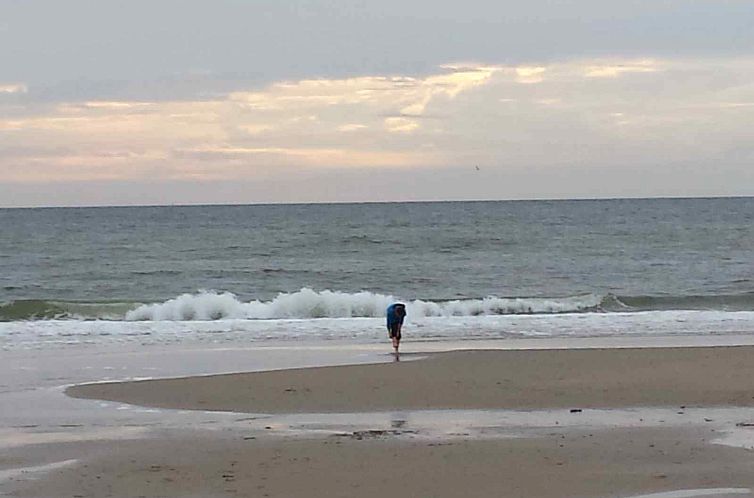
[{"left": 1, "top": 194, "right": 752, "bottom": 210}]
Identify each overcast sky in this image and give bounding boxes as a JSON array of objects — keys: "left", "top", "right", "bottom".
[{"left": 1, "top": 0, "right": 753, "bottom": 207}]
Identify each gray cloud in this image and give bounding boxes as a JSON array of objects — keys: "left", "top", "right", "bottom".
[{"left": 3, "top": 0, "right": 753, "bottom": 102}]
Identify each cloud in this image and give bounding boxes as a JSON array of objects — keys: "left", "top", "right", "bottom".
[
  {"left": 583, "top": 60, "right": 659, "bottom": 78},
  {"left": 239, "top": 124, "right": 275, "bottom": 135},
  {"left": 717, "top": 102, "right": 754, "bottom": 108},
  {"left": 230, "top": 64, "right": 500, "bottom": 120},
  {"left": 514, "top": 67, "right": 547, "bottom": 84},
  {"left": 535, "top": 98, "right": 562, "bottom": 106},
  {"left": 0, "top": 83, "right": 28, "bottom": 94},
  {"left": 338, "top": 123, "right": 368, "bottom": 132},
  {"left": 2, "top": 56, "right": 754, "bottom": 198},
  {"left": 80, "top": 101, "right": 154, "bottom": 110},
  {"left": 384, "top": 117, "right": 420, "bottom": 133},
  {"left": 402, "top": 64, "right": 501, "bottom": 115},
  {"left": 174, "top": 146, "right": 429, "bottom": 170}
]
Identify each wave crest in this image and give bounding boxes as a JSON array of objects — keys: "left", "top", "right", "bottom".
[{"left": 124, "top": 288, "right": 604, "bottom": 321}]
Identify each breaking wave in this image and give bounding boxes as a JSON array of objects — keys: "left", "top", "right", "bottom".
[
  {"left": 3, "top": 289, "right": 753, "bottom": 322},
  {"left": 123, "top": 289, "right": 604, "bottom": 321}
]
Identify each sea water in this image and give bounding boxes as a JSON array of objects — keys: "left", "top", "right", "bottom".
[{"left": 0, "top": 198, "right": 752, "bottom": 350}]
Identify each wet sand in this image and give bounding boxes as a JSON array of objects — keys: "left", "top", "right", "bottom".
[
  {"left": 11, "top": 346, "right": 754, "bottom": 497},
  {"left": 68, "top": 347, "right": 754, "bottom": 412},
  {"left": 9, "top": 426, "right": 754, "bottom": 498}
]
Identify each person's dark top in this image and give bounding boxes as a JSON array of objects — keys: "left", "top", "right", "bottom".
[{"left": 386, "top": 303, "right": 406, "bottom": 329}]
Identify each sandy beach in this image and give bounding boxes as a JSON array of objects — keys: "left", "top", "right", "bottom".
[{"left": 9, "top": 346, "right": 754, "bottom": 498}]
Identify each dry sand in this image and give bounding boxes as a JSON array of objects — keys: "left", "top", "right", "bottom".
[{"left": 10, "top": 346, "right": 754, "bottom": 498}]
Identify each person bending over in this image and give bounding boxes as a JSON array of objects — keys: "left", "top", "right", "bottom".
[{"left": 386, "top": 303, "right": 406, "bottom": 354}]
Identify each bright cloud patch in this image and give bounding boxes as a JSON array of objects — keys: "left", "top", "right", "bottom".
[
  {"left": 338, "top": 123, "right": 368, "bottom": 132},
  {"left": 230, "top": 64, "right": 500, "bottom": 120},
  {"left": 0, "top": 83, "right": 27, "bottom": 94},
  {"left": 583, "top": 60, "right": 659, "bottom": 78},
  {"left": 514, "top": 66, "right": 547, "bottom": 84},
  {"left": 384, "top": 117, "right": 420, "bottom": 133}
]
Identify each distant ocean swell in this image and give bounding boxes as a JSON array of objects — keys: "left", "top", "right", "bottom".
[{"left": 2, "top": 288, "right": 754, "bottom": 322}]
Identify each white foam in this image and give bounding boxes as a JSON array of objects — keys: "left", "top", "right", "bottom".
[
  {"left": 124, "top": 288, "right": 603, "bottom": 321},
  {"left": 3, "top": 310, "right": 754, "bottom": 351}
]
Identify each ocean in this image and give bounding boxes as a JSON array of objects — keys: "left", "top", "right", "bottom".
[{"left": 1, "top": 197, "right": 753, "bottom": 350}]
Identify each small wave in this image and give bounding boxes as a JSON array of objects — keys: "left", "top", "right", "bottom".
[
  {"left": 124, "top": 288, "right": 604, "bottom": 321},
  {"left": 608, "top": 293, "right": 754, "bottom": 312},
  {"left": 0, "top": 300, "right": 69, "bottom": 321},
  {"left": 131, "top": 270, "right": 183, "bottom": 277},
  {"left": 343, "top": 235, "right": 385, "bottom": 245},
  {"left": 0, "top": 300, "right": 138, "bottom": 322}
]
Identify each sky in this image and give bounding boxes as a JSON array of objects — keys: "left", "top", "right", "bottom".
[{"left": 1, "top": 0, "right": 753, "bottom": 207}]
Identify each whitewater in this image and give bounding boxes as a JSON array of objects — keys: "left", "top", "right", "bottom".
[
  {"left": 4, "top": 309, "right": 754, "bottom": 351},
  {"left": 123, "top": 288, "right": 607, "bottom": 321}
]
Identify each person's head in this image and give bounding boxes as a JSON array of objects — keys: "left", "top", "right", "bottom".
[{"left": 395, "top": 304, "right": 406, "bottom": 317}]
